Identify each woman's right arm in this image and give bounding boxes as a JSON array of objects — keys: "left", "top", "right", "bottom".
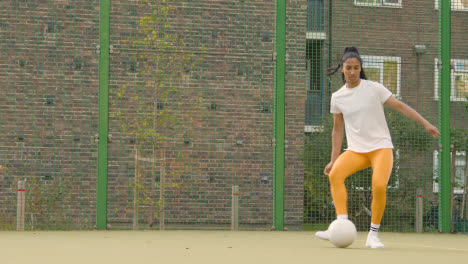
[{"left": 324, "top": 113, "right": 344, "bottom": 175}]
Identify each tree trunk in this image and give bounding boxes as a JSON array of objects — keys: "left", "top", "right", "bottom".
[
  {"left": 159, "top": 149, "right": 165, "bottom": 230},
  {"left": 148, "top": 146, "right": 156, "bottom": 229},
  {"left": 133, "top": 147, "right": 139, "bottom": 230}
]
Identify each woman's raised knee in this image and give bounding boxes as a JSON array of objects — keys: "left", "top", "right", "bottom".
[{"left": 328, "top": 171, "right": 346, "bottom": 186}]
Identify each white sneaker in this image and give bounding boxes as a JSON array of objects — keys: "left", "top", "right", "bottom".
[
  {"left": 366, "top": 233, "right": 384, "bottom": 249},
  {"left": 315, "top": 230, "right": 329, "bottom": 241}
]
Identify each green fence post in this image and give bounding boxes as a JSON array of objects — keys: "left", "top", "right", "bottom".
[
  {"left": 438, "top": 0, "right": 451, "bottom": 233},
  {"left": 274, "top": 0, "right": 286, "bottom": 231},
  {"left": 97, "top": 0, "right": 110, "bottom": 230}
]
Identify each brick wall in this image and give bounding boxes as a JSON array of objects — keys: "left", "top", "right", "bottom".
[
  {"left": 0, "top": 0, "right": 305, "bottom": 230},
  {"left": 0, "top": 0, "right": 99, "bottom": 229}
]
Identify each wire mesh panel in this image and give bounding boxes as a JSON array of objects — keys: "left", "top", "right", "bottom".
[
  {"left": 1, "top": 0, "right": 465, "bottom": 234},
  {"left": 107, "top": 0, "right": 280, "bottom": 230},
  {"left": 447, "top": 0, "right": 468, "bottom": 234},
  {"left": 285, "top": 1, "right": 307, "bottom": 230},
  {"left": 303, "top": 0, "right": 467, "bottom": 233},
  {"left": 0, "top": 0, "right": 99, "bottom": 230}
]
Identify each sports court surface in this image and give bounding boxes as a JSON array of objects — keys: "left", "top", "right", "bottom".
[{"left": 2, "top": 231, "right": 467, "bottom": 264}]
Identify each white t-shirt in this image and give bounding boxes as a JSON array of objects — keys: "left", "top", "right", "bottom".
[{"left": 330, "top": 79, "right": 394, "bottom": 153}]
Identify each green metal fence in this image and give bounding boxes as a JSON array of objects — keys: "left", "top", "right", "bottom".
[{"left": 0, "top": 0, "right": 466, "bottom": 234}]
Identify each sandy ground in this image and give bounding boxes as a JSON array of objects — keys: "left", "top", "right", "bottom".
[{"left": 1, "top": 230, "right": 467, "bottom": 264}]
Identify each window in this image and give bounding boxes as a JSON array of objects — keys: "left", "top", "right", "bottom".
[
  {"left": 355, "top": 0, "right": 402, "bottom": 8},
  {"left": 362, "top": 56, "right": 401, "bottom": 98},
  {"left": 305, "top": 40, "right": 324, "bottom": 130},
  {"left": 305, "top": 0, "right": 326, "bottom": 132},
  {"left": 434, "top": 59, "right": 468, "bottom": 102},
  {"left": 435, "top": 0, "right": 468, "bottom": 11},
  {"left": 433, "top": 151, "right": 467, "bottom": 194},
  {"left": 388, "top": 149, "right": 400, "bottom": 190},
  {"left": 307, "top": 0, "right": 324, "bottom": 33}
]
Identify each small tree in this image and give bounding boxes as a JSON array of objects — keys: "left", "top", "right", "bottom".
[
  {"left": 111, "top": 0, "right": 204, "bottom": 230},
  {"left": 302, "top": 115, "right": 335, "bottom": 225}
]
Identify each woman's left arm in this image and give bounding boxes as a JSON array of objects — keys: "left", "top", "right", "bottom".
[{"left": 384, "top": 96, "right": 440, "bottom": 138}]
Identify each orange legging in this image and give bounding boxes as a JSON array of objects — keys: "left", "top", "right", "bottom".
[{"left": 328, "top": 148, "right": 393, "bottom": 225}]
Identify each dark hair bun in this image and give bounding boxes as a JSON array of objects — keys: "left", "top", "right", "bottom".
[{"left": 344, "top": 46, "right": 360, "bottom": 54}]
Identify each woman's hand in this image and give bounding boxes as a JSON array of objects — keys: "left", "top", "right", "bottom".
[
  {"left": 324, "top": 161, "right": 334, "bottom": 176},
  {"left": 425, "top": 123, "right": 440, "bottom": 138}
]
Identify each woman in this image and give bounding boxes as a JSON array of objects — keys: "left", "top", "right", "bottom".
[{"left": 315, "top": 47, "right": 439, "bottom": 248}]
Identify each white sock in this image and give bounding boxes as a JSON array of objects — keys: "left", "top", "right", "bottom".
[
  {"left": 369, "top": 223, "right": 380, "bottom": 236},
  {"left": 366, "top": 224, "right": 385, "bottom": 249},
  {"left": 337, "top": 214, "right": 348, "bottom": 220}
]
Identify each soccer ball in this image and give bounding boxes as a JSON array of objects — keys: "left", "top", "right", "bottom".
[{"left": 328, "top": 219, "right": 357, "bottom": 248}]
